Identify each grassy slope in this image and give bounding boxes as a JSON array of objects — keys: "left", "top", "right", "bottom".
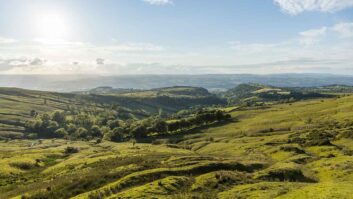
[
  {"left": 221, "top": 83, "right": 331, "bottom": 105},
  {"left": 0, "top": 87, "right": 224, "bottom": 138},
  {"left": 0, "top": 88, "right": 78, "bottom": 138},
  {"left": 0, "top": 95, "right": 352, "bottom": 198}
]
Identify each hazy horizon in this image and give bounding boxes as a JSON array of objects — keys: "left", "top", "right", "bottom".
[{"left": 2, "top": 73, "right": 353, "bottom": 92}]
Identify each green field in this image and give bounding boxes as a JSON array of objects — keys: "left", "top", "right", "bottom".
[{"left": 0, "top": 93, "right": 352, "bottom": 198}]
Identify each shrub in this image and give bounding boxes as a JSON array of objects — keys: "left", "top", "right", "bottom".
[
  {"left": 51, "top": 111, "right": 66, "bottom": 124},
  {"left": 54, "top": 128, "right": 68, "bottom": 138},
  {"left": 10, "top": 162, "right": 35, "bottom": 170},
  {"left": 75, "top": 127, "right": 89, "bottom": 139},
  {"left": 91, "top": 125, "right": 103, "bottom": 138},
  {"left": 65, "top": 146, "right": 79, "bottom": 154}
]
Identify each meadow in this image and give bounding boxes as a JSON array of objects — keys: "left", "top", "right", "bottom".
[{"left": 0, "top": 94, "right": 352, "bottom": 198}]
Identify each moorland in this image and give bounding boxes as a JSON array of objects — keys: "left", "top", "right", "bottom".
[{"left": 0, "top": 83, "right": 352, "bottom": 199}]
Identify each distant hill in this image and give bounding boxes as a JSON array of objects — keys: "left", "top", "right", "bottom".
[
  {"left": 2, "top": 74, "right": 353, "bottom": 92},
  {"left": 83, "top": 86, "right": 212, "bottom": 98},
  {"left": 289, "top": 84, "right": 353, "bottom": 94},
  {"left": 222, "top": 83, "right": 331, "bottom": 105}
]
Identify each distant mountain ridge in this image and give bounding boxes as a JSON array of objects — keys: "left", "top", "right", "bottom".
[
  {"left": 82, "top": 86, "right": 211, "bottom": 98},
  {"left": 1, "top": 74, "right": 353, "bottom": 92}
]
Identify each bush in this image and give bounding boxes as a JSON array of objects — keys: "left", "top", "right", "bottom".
[
  {"left": 54, "top": 128, "right": 68, "bottom": 138},
  {"left": 75, "top": 127, "right": 89, "bottom": 139},
  {"left": 91, "top": 125, "right": 103, "bottom": 138},
  {"left": 10, "top": 162, "right": 35, "bottom": 170},
  {"left": 130, "top": 125, "right": 147, "bottom": 138},
  {"left": 338, "top": 130, "right": 353, "bottom": 139},
  {"left": 52, "top": 111, "right": 66, "bottom": 124},
  {"left": 288, "top": 131, "right": 333, "bottom": 147},
  {"left": 65, "top": 146, "right": 79, "bottom": 154}
]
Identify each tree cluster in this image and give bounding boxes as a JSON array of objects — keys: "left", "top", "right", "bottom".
[{"left": 24, "top": 109, "right": 231, "bottom": 142}]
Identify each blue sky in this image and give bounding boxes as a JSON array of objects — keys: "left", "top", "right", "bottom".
[{"left": 0, "top": 0, "right": 352, "bottom": 74}]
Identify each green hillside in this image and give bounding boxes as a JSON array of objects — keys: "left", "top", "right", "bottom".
[
  {"left": 0, "top": 87, "right": 224, "bottom": 139},
  {"left": 1, "top": 94, "right": 353, "bottom": 198},
  {"left": 84, "top": 86, "right": 216, "bottom": 98},
  {"left": 222, "top": 83, "right": 331, "bottom": 106}
]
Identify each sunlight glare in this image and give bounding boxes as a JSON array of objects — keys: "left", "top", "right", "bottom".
[{"left": 35, "top": 11, "right": 70, "bottom": 40}]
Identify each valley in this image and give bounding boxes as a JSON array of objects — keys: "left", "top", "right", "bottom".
[{"left": 0, "top": 84, "right": 352, "bottom": 198}]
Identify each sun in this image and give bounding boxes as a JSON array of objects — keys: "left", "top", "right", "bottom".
[{"left": 35, "top": 11, "right": 70, "bottom": 40}]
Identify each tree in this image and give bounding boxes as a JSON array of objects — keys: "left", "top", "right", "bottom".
[
  {"left": 25, "top": 119, "right": 42, "bottom": 133},
  {"left": 54, "top": 128, "right": 68, "bottom": 138},
  {"left": 73, "top": 114, "right": 93, "bottom": 129},
  {"left": 66, "top": 124, "right": 77, "bottom": 135},
  {"left": 75, "top": 127, "right": 88, "bottom": 139},
  {"left": 151, "top": 120, "right": 168, "bottom": 133},
  {"left": 130, "top": 125, "right": 147, "bottom": 138},
  {"left": 47, "top": 121, "right": 59, "bottom": 131},
  {"left": 100, "top": 126, "right": 111, "bottom": 138},
  {"left": 30, "top": 110, "right": 38, "bottom": 117},
  {"left": 40, "top": 113, "right": 51, "bottom": 127},
  {"left": 167, "top": 121, "right": 180, "bottom": 132},
  {"left": 110, "top": 127, "right": 125, "bottom": 142},
  {"left": 107, "top": 119, "right": 120, "bottom": 129},
  {"left": 52, "top": 111, "right": 66, "bottom": 125},
  {"left": 91, "top": 125, "right": 103, "bottom": 138}
]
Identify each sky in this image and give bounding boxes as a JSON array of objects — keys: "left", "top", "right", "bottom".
[{"left": 0, "top": 0, "right": 352, "bottom": 75}]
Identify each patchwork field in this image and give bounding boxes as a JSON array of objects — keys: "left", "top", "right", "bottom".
[{"left": 0, "top": 95, "right": 352, "bottom": 198}]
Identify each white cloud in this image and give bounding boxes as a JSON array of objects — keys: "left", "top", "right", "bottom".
[
  {"left": 299, "top": 27, "right": 327, "bottom": 45},
  {"left": 274, "top": 0, "right": 353, "bottom": 15},
  {"left": 96, "top": 58, "right": 105, "bottom": 65},
  {"left": 30, "top": 58, "right": 46, "bottom": 65},
  {"left": 1, "top": 21, "right": 353, "bottom": 75},
  {"left": 0, "top": 39, "right": 167, "bottom": 74},
  {"left": 332, "top": 22, "right": 353, "bottom": 38},
  {"left": 226, "top": 22, "right": 353, "bottom": 74},
  {"left": 103, "top": 43, "right": 164, "bottom": 52},
  {"left": 143, "top": 0, "right": 173, "bottom": 5},
  {"left": 0, "top": 37, "right": 17, "bottom": 44}
]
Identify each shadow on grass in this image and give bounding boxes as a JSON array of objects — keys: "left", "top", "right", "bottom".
[{"left": 137, "top": 119, "right": 237, "bottom": 144}]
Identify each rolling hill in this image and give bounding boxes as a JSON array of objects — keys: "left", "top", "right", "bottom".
[
  {"left": 0, "top": 86, "right": 225, "bottom": 139},
  {"left": 222, "top": 83, "right": 331, "bottom": 105},
  {"left": 0, "top": 93, "right": 352, "bottom": 198}
]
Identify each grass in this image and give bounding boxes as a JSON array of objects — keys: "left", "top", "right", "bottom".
[
  {"left": 1, "top": 95, "right": 353, "bottom": 198},
  {"left": 108, "top": 176, "right": 190, "bottom": 199},
  {"left": 0, "top": 87, "right": 224, "bottom": 139}
]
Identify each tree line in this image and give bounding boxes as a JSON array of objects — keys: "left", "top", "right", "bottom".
[{"left": 24, "top": 109, "right": 231, "bottom": 142}]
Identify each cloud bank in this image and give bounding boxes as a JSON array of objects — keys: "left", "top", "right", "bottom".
[
  {"left": 0, "top": 21, "right": 352, "bottom": 75},
  {"left": 274, "top": 0, "right": 353, "bottom": 15}
]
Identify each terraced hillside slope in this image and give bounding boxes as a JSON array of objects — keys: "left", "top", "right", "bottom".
[
  {"left": 1, "top": 95, "right": 352, "bottom": 198},
  {"left": 0, "top": 87, "right": 224, "bottom": 139}
]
